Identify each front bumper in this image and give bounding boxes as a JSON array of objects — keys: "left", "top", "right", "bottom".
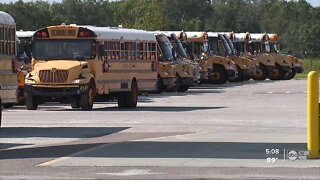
[
  {"left": 180, "top": 77, "right": 199, "bottom": 87},
  {"left": 25, "top": 84, "right": 86, "bottom": 97},
  {"left": 162, "top": 77, "right": 176, "bottom": 89}
]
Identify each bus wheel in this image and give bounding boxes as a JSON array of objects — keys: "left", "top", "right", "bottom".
[
  {"left": 2, "top": 103, "right": 13, "bottom": 108},
  {"left": 268, "top": 64, "right": 284, "bottom": 80},
  {"left": 177, "top": 85, "right": 189, "bottom": 92},
  {"left": 210, "top": 66, "right": 227, "bottom": 84},
  {"left": 117, "top": 93, "right": 127, "bottom": 108},
  {"left": 282, "top": 69, "right": 296, "bottom": 80},
  {"left": 25, "top": 94, "right": 38, "bottom": 110},
  {"left": 125, "top": 80, "right": 138, "bottom": 108},
  {"left": 156, "top": 77, "right": 165, "bottom": 93},
  {"left": 71, "top": 99, "right": 80, "bottom": 109},
  {"left": 252, "top": 65, "right": 267, "bottom": 81},
  {"left": 80, "top": 83, "right": 95, "bottom": 111}
]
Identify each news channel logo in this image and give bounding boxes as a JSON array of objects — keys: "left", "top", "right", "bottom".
[{"left": 286, "top": 150, "right": 308, "bottom": 161}]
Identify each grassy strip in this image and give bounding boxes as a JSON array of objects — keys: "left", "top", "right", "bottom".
[{"left": 295, "top": 58, "right": 320, "bottom": 79}]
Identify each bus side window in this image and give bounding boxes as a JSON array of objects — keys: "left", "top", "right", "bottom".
[
  {"left": 143, "top": 43, "right": 147, "bottom": 60},
  {"left": 147, "top": 43, "right": 151, "bottom": 60},
  {"left": 10, "top": 27, "right": 14, "bottom": 55},
  {"left": 111, "top": 41, "right": 119, "bottom": 60},
  {"left": 138, "top": 42, "right": 143, "bottom": 60},
  {"left": 127, "top": 42, "right": 131, "bottom": 60},
  {"left": 4, "top": 27, "right": 7, "bottom": 55},
  {"left": 132, "top": 42, "right": 136, "bottom": 60},
  {"left": 0, "top": 26, "right": 2, "bottom": 54},
  {"left": 151, "top": 43, "right": 156, "bottom": 61},
  {"left": 120, "top": 42, "right": 128, "bottom": 60}
]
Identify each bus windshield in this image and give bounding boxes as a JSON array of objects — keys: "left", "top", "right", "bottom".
[
  {"left": 208, "top": 37, "right": 218, "bottom": 55},
  {"left": 33, "top": 39, "right": 93, "bottom": 60},
  {"left": 158, "top": 40, "right": 174, "bottom": 61},
  {"left": 173, "top": 39, "right": 187, "bottom": 58},
  {"left": 219, "top": 35, "right": 232, "bottom": 55},
  {"left": 223, "top": 35, "right": 236, "bottom": 55}
]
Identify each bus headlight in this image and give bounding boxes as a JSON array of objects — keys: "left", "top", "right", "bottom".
[
  {"left": 164, "top": 71, "right": 169, "bottom": 76},
  {"left": 73, "top": 78, "right": 86, "bottom": 84},
  {"left": 25, "top": 78, "right": 36, "bottom": 84}
]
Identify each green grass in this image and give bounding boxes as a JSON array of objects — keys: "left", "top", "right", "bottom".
[{"left": 295, "top": 58, "right": 320, "bottom": 79}]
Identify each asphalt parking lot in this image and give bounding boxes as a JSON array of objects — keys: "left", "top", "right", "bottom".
[{"left": 0, "top": 79, "right": 319, "bottom": 179}]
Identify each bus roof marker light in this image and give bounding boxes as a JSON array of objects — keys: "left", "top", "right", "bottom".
[
  {"left": 36, "top": 32, "right": 41, "bottom": 37},
  {"left": 79, "top": 31, "right": 86, "bottom": 37},
  {"left": 41, "top": 32, "right": 47, "bottom": 37}
]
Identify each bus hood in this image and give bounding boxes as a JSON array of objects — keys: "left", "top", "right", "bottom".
[{"left": 33, "top": 60, "right": 88, "bottom": 71}]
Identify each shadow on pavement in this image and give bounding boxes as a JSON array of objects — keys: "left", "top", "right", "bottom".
[
  {"left": 0, "top": 141, "right": 306, "bottom": 160},
  {"left": 0, "top": 127, "right": 129, "bottom": 138}
]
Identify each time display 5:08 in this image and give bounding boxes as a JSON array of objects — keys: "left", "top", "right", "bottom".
[{"left": 265, "top": 149, "right": 280, "bottom": 155}]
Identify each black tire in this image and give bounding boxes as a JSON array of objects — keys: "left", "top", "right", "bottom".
[
  {"left": 268, "top": 64, "right": 284, "bottom": 80},
  {"left": 228, "top": 65, "right": 243, "bottom": 82},
  {"left": 2, "top": 103, "right": 13, "bottom": 109},
  {"left": 117, "top": 80, "right": 138, "bottom": 109},
  {"left": 80, "top": 82, "right": 95, "bottom": 111},
  {"left": 282, "top": 69, "right": 296, "bottom": 80},
  {"left": 210, "top": 66, "right": 227, "bottom": 84},
  {"left": 71, "top": 99, "right": 80, "bottom": 109},
  {"left": 156, "top": 76, "right": 165, "bottom": 93},
  {"left": 177, "top": 85, "right": 189, "bottom": 92},
  {"left": 126, "top": 80, "right": 138, "bottom": 108},
  {"left": 117, "top": 93, "right": 127, "bottom": 108},
  {"left": 252, "top": 65, "right": 267, "bottom": 81},
  {"left": 25, "top": 93, "right": 38, "bottom": 110}
]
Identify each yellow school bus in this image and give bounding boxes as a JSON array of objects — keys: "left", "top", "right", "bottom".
[
  {"left": 250, "top": 33, "right": 291, "bottom": 80},
  {"left": 207, "top": 32, "right": 255, "bottom": 81},
  {"left": 185, "top": 31, "right": 237, "bottom": 84},
  {"left": 268, "top": 33, "right": 303, "bottom": 80},
  {"left": 0, "top": 11, "right": 18, "bottom": 108},
  {"left": 155, "top": 31, "right": 199, "bottom": 92},
  {"left": 153, "top": 33, "right": 177, "bottom": 93},
  {"left": 25, "top": 24, "right": 158, "bottom": 110},
  {"left": 231, "top": 33, "right": 276, "bottom": 80}
]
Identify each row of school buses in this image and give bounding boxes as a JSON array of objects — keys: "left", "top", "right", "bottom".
[{"left": 0, "top": 11, "right": 303, "bottom": 115}]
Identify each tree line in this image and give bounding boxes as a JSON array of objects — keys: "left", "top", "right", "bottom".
[{"left": 0, "top": 0, "right": 319, "bottom": 57}]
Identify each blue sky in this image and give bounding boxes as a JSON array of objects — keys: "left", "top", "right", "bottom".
[{"left": 1, "top": 0, "right": 320, "bottom": 7}]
